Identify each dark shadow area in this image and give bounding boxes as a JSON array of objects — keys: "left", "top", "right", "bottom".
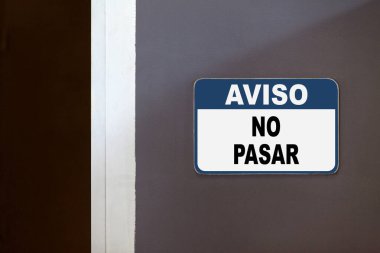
[
  {"left": 0, "top": 0, "right": 91, "bottom": 252},
  {"left": 136, "top": 0, "right": 380, "bottom": 252}
]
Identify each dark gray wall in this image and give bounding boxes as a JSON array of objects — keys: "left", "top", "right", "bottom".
[{"left": 136, "top": 0, "right": 380, "bottom": 252}]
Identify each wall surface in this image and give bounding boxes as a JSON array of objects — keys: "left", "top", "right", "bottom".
[
  {"left": 136, "top": 0, "right": 380, "bottom": 252},
  {"left": 1, "top": 0, "right": 380, "bottom": 252},
  {"left": 0, "top": 0, "right": 90, "bottom": 252}
]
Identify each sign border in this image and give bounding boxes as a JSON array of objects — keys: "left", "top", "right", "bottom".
[{"left": 193, "top": 78, "right": 339, "bottom": 175}]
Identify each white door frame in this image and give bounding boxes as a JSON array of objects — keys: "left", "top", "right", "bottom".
[{"left": 91, "top": 0, "right": 136, "bottom": 252}]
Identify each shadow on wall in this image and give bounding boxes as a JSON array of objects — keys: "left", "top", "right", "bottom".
[{"left": 203, "top": 0, "right": 380, "bottom": 177}]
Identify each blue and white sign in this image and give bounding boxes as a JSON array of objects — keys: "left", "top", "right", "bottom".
[{"left": 194, "top": 78, "right": 339, "bottom": 174}]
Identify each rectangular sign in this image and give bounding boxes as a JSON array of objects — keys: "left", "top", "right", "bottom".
[{"left": 194, "top": 78, "right": 339, "bottom": 174}]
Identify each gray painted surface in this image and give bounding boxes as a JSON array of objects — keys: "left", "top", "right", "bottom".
[{"left": 136, "top": 0, "right": 380, "bottom": 252}]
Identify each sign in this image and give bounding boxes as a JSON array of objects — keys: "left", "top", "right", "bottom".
[{"left": 194, "top": 78, "right": 339, "bottom": 174}]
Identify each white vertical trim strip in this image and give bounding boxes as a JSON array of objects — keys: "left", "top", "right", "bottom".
[
  {"left": 91, "top": 0, "right": 106, "bottom": 251},
  {"left": 92, "top": 0, "right": 136, "bottom": 251},
  {"left": 105, "top": 0, "right": 136, "bottom": 251}
]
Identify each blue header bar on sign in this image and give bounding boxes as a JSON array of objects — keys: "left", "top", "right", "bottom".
[{"left": 194, "top": 78, "right": 338, "bottom": 109}]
